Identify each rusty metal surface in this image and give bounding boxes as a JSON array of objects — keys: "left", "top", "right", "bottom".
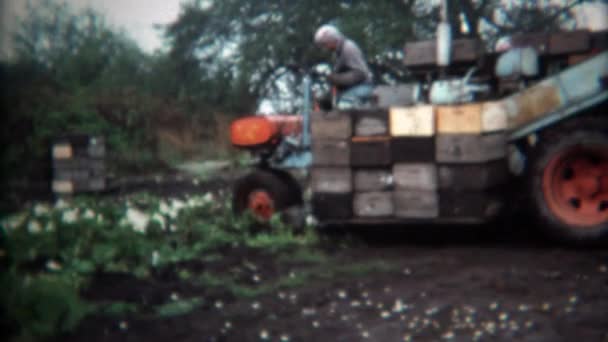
[
  {"left": 506, "top": 81, "right": 564, "bottom": 128},
  {"left": 507, "top": 51, "right": 608, "bottom": 131}
]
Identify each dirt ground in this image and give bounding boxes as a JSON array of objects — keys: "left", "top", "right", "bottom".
[{"left": 59, "top": 218, "right": 608, "bottom": 342}]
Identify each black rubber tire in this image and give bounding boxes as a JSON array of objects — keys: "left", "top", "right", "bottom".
[
  {"left": 530, "top": 127, "right": 608, "bottom": 244},
  {"left": 233, "top": 169, "right": 301, "bottom": 222}
]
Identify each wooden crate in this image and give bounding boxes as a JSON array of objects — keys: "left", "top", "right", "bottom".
[
  {"left": 351, "top": 136, "right": 391, "bottom": 167},
  {"left": 311, "top": 111, "right": 351, "bottom": 140},
  {"left": 394, "top": 190, "right": 439, "bottom": 218},
  {"left": 511, "top": 32, "right": 549, "bottom": 53},
  {"left": 389, "top": 105, "right": 434, "bottom": 137},
  {"left": 352, "top": 109, "right": 389, "bottom": 137},
  {"left": 52, "top": 178, "right": 106, "bottom": 194},
  {"left": 372, "top": 84, "right": 420, "bottom": 107},
  {"left": 549, "top": 30, "right": 590, "bottom": 55},
  {"left": 435, "top": 133, "right": 506, "bottom": 163},
  {"left": 436, "top": 103, "right": 483, "bottom": 134},
  {"left": 393, "top": 163, "right": 437, "bottom": 191},
  {"left": 439, "top": 191, "right": 503, "bottom": 219},
  {"left": 353, "top": 191, "right": 394, "bottom": 217},
  {"left": 312, "top": 139, "right": 350, "bottom": 166},
  {"left": 354, "top": 169, "right": 393, "bottom": 191},
  {"left": 312, "top": 192, "right": 353, "bottom": 220},
  {"left": 53, "top": 135, "right": 105, "bottom": 158},
  {"left": 53, "top": 158, "right": 105, "bottom": 172},
  {"left": 404, "top": 39, "right": 480, "bottom": 66},
  {"left": 311, "top": 167, "right": 352, "bottom": 193},
  {"left": 481, "top": 101, "right": 508, "bottom": 132},
  {"left": 391, "top": 137, "right": 435, "bottom": 163},
  {"left": 438, "top": 160, "right": 508, "bottom": 190}
]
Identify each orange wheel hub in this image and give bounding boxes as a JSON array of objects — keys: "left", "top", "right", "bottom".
[
  {"left": 248, "top": 190, "right": 275, "bottom": 220},
  {"left": 542, "top": 146, "right": 608, "bottom": 227}
]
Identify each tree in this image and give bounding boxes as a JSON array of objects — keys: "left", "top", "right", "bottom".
[{"left": 165, "top": 0, "right": 590, "bottom": 113}]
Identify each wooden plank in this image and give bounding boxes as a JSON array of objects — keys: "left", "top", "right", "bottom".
[
  {"left": 511, "top": 32, "right": 549, "bottom": 53},
  {"left": 481, "top": 101, "right": 508, "bottom": 132},
  {"left": 312, "top": 193, "right": 353, "bottom": 220},
  {"left": 52, "top": 178, "right": 106, "bottom": 193},
  {"left": 390, "top": 105, "right": 434, "bottom": 137},
  {"left": 52, "top": 180, "right": 74, "bottom": 194},
  {"left": 372, "top": 84, "right": 420, "bottom": 107},
  {"left": 354, "top": 169, "right": 393, "bottom": 191},
  {"left": 311, "top": 111, "right": 352, "bottom": 140},
  {"left": 54, "top": 169, "right": 93, "bottom": 181},
  {"left": 391, "top": 137, "right": 435, "bottom": 163},
  {"left": 438, "top": 160, "right": 508, "bottom": 190},
  {"left": 352, "top": 109, "right": 389, "bottom": 137},
  {"left": 549, "top": 30, "right": 590, "bottom": 55},
  {"left": 436, "top": 103, "right": 483, "bottom": 134},
  {"left": 451, "top": 39, "right": 481, "bottom": 62},
  {"left": 53, "top": 158, "right": 105, "bottom": 171},
  {"left": 52, "top": 144, "right": 73, "bottom": 159},
  {"left": 351, "top": 136, "right": 391, "bottom": 167},
  {"left": 403, "top": 39, "right": 480, "bottom": 66},
  {"left": 394, "top": 190, "right": 439, "bottom": 218},
  {"left": 439, "top": 191, "right": 502, "bottom": 219},
  {"left": 403, "top": 40, "right": 435, "bottom": 66},
  {"left": 393, "top": 163, "right": 437, "bottom": 191},
  {"left": 435, "top": 133, "right": 506, "bottom": 163},
  {"left": 353, "top": 191, "right": 394, "bottom": 217},
  {"left": 311, "top": 167, "right": 352, "bottom": 193},
  {"left": 312, "top": 139, "right": 350, "bottom": 166}
]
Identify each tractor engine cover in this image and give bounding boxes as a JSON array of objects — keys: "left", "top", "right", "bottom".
[{"left": 230, "top": 116, "right": 279, "bottom": 148}]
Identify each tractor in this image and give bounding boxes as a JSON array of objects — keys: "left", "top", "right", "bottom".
[{"left": 229, "top": 11, "right": 608, "bottom": 243}]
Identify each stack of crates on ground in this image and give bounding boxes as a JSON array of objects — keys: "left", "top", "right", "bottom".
[
  {"left": 311, "top": 101, "right": 508, "bottom": 222},
  {"left": 51, "top": 135, "right": 106, "bottom": 195}
]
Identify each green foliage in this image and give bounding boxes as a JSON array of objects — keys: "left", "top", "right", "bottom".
[
  {"left": 0, "top": 271, "right": 92, "bottom": 341},
  {"left": 155, "top": 297, "right": 204, "bottom": 318},
  {"left": 0, "top": 193, "right": 321, "bottom": 339}
]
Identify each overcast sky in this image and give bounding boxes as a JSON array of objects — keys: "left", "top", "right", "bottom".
[{"left": 66, "top": 0, "right": 186, "bottom": 52}]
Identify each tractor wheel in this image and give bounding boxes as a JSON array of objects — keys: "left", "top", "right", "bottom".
[
  {"left": 530, "top": 128, "right": 608, "bottom": 243},
  {"left": 233, "top": 170, "right": 302, "bottom": 225}
]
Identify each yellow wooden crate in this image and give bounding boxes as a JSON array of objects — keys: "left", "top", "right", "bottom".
[
  {"left": 481, "top": 101, "right": 508, "bottom": 132},
  {"left": 52, "top": 144, "right": 73, "bottom": 159},
  {"left": 389, "top": 105, "right": 434, "bottom": 137},
  {"left": 436, "top": 103, "right": 483, "bottom": 134},
  {"left": 52, "top": 180, "right": 74, "bottom": 193}
]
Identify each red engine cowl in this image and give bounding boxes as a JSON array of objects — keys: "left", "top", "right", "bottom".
[{"left": 230, "top": 115, "right": 303, "bottom": 148}]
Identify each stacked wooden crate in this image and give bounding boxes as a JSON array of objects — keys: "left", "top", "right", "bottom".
[
  {"left": 351, "top": 109, "right": 393, "bottom": 217},
  {"left": 310, "top": 111, "right": 353, "bottom": 220},
  {"left": 51, "top": 135, "right": 106, "bottom": 194},
  {"left": 434, "top": 102, "right": 508, "bottom": 219},
  {"left": 311, "top": 101, "right": 509, "bottom": 222},
  {"left": 390, "top": 105, "right": 438, "bottom": 218}
]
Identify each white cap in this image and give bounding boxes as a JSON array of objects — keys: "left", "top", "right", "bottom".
[{"left": 314, "top": 25, "right": 342, "bottom": 45}]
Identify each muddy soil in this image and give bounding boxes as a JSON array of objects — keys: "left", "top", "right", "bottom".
[{"left": 60, "top": 222, "right": 608, "bottom": 342}]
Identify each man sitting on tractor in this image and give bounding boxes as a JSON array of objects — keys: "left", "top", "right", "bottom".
[{"left": 314, "top": 24, "right": 374, "bottom": 109}]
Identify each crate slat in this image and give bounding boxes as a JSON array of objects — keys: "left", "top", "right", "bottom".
[
  {"left": 390, "top": 105, "right": 434, "bottom": 137},
  {"left": 354, "top": 169, "right": 393, "bottom": 191},
  {"left": 394, "top": 190, "right": 439, "bottom": 218},
  {"left": 311, "top": 111, "right": 352, "bottom": 140},
  {"left": 312, "top": 139, "right": 350, "bottom": 166},
  {"left": 391, "top": 137, "right": 435, "bottom": 163},
  {"left": 351, "top": 136, "right": 391, "bottom": 167},
  {"left": 393, "top": 163, "right": 438, "bottom": 190},
  {"left": 436, "top": 133, "right": 506, "bottom": 163},
  {"left": 311, "top": 167, "right": 352, "bottom": 193},
  {"left": 438, "top": 160, "right": 508, "bottom": 190},
  {"left": 312, "top": 193, "right": 353, "bottom": 220},
  {"left": 353, "top": 191, "right": 394, "bottom": 217},
  {"left": 436, "top": 103, "right": 483, "bottom": 134}
]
